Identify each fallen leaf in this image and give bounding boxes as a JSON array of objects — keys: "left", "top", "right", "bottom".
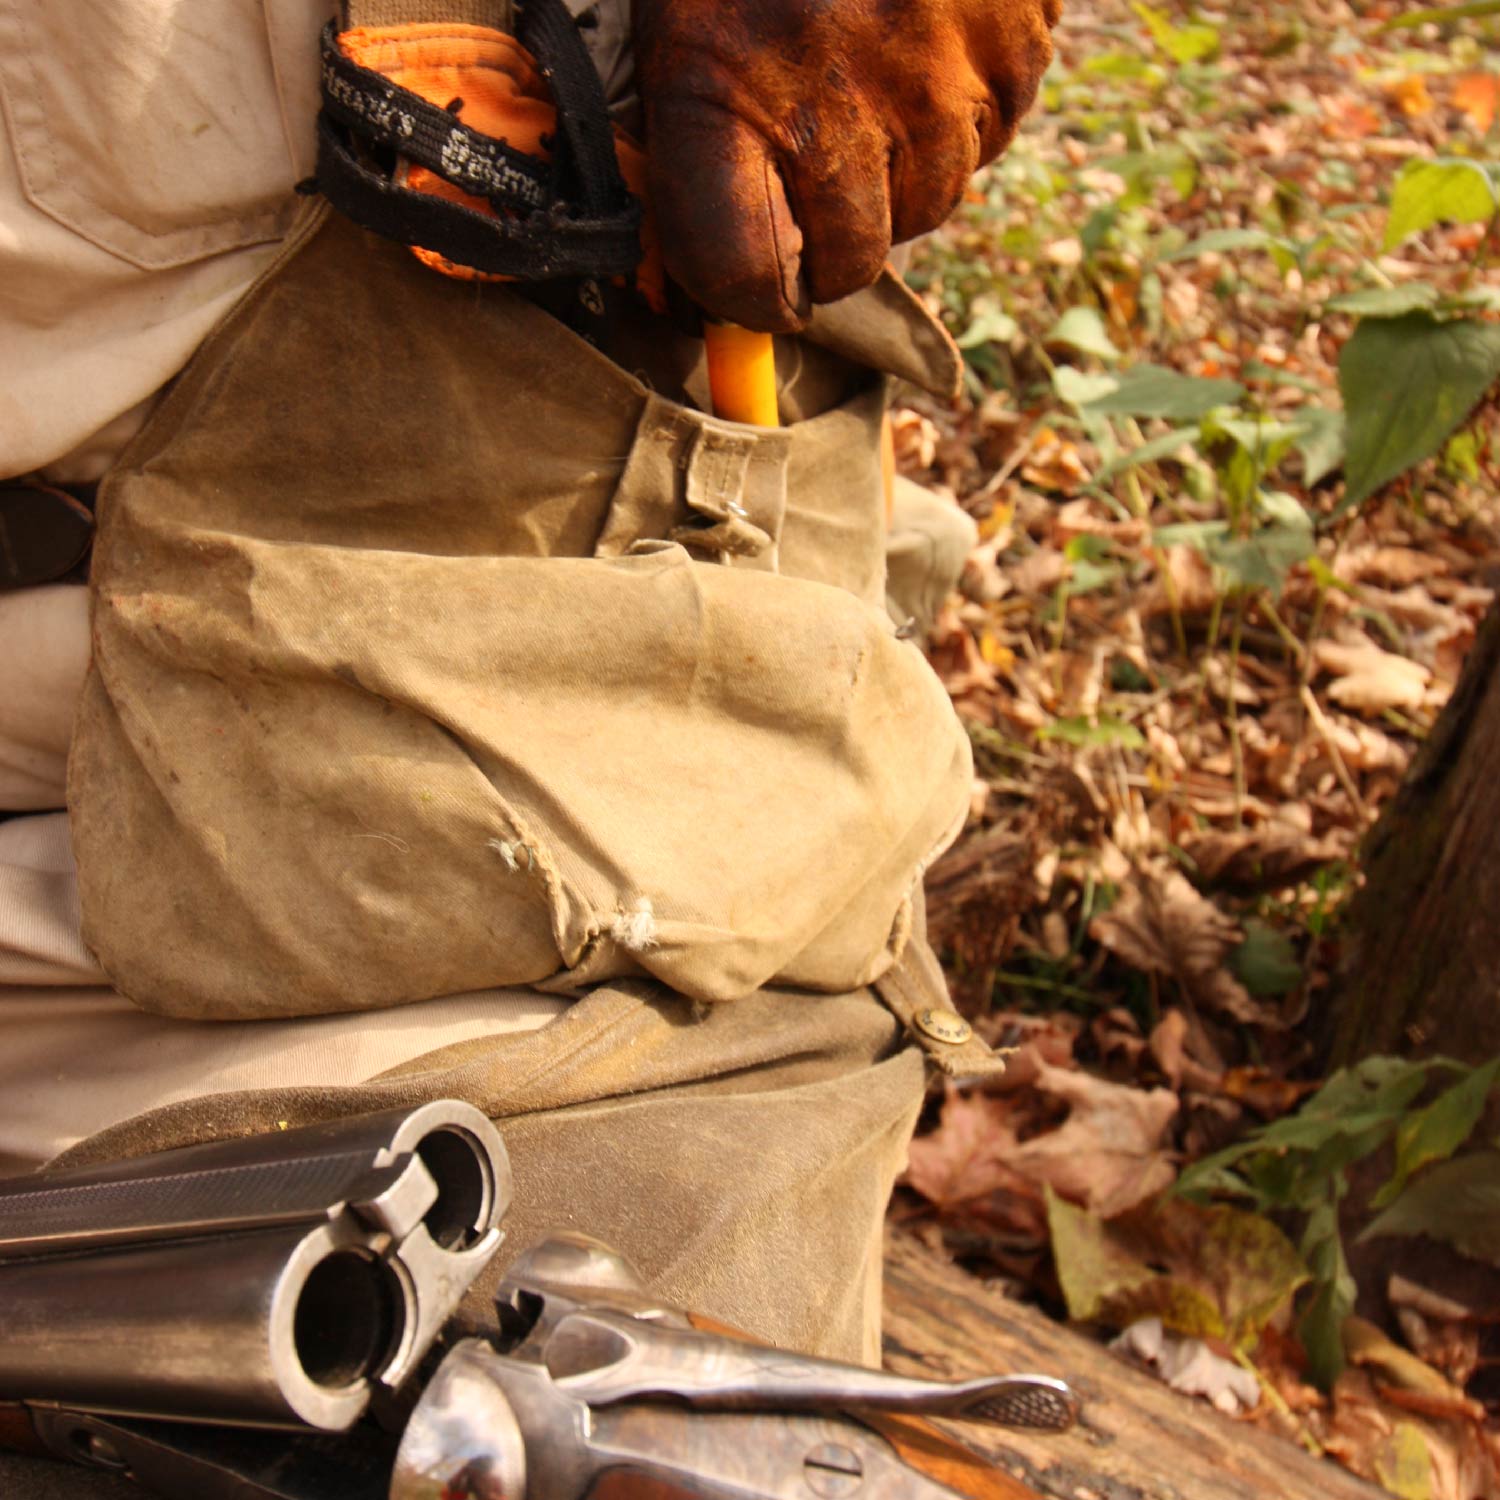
[
  {"left": 1392, "top": 1306, "right": 1483, "bottom": 1394},
  {"left": 1048, "top": 1190, "right": 1308, "bottom": 1347},
  {"left": 1045, "top": 236, "right": 1085, "bottom": 268},
  {"left": 979, "top": 1010, "right": 1082, "bottom": 1093},
  {"left": 1323, "top": 1370, "right": 1500, "bottom": 1500},
  {"left": 1454, "top": 73, "right": 1499, "bottom": 134},
  {"left": 1221, "top": 1068, "right": 1316, "bottom": 1120},
  {"left": 1345, "top": 1316, "right": 1485, "bottom": 1420},
  {"left": 1374, "top": 1421, "right": 1437, "bottom": 1500},
  {"left": 1315, "top": 638, "right": 1432, "bottom": 714},
  {"left": 1092, "top": 865, "right": 1277, "bottom": 1025},
  {"left": 1052, "top": 497, "right": 1148, "bottom": 547},
  {"left": 1324, "top": 95, "right": 1384, "bottom": 139},
  {"left": 1388, "top": 1276, "right": 1491, "bottom": 1325},
  {"left": 1338, "top": 545, "right": 1451, "bottom": 589},
  {"left": 1150, "top": 1008, "right": 1222, "bottom": 1092},
  {"left": 1143, "top": 542, "right": 1220, "bottom": 616},
  {"left": 891, "top": 409, "right": 939, "bottom": 471},
  {"left": 1021, "top": 428, "right": 1090, "bottom": 493},
  {"left": 1112, "top": 1318, "right": 1264, "bottom": 1414},
  {"left": 1389, "top": 75, "right": 1435, "bottom": 119},
  {"left": 902, "top": 1087, "right": 1035, "bottom": 1212},
  {"left": 1009, "top": 546, "right": 1070, "bottom": 595},
  {"left": 1182, "top": 823, "right": 1346, "bottom": 892},
  {"left": 1092, "top": 1006, "right": 1148, "bottom": 1069},
  {"left": 1010, "top": 1063, "right": 1179, "bottom": 1215}
]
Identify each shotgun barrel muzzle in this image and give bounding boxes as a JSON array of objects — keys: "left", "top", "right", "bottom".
[{"left": 0, "top": 1101, "right": 510, "bottom": 1431}]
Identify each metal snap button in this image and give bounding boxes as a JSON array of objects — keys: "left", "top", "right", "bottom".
[{"left": 913, "top": 1008, "right": 972, "bottom": 1045}]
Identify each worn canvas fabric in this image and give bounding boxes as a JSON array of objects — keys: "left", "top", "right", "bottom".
[
  {"left": 1, "top": 808, "right": 997, "bottom": 1366},
  {"left": 52, "top": 193, "right": 994, "bottom": 1377},
  {"left": 70, "top": 202, "right": 974, "bottom": 1021}
]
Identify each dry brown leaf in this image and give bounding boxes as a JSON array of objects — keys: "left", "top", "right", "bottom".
[
  {"left": 1052, "top": 497, "right": 1148, "bottom": 548},
  {"left": 931, "top": 620, "right": 999, "bottom": 698},
  {"left": 1389, "top": 1277, "right": 1492, "bottom": 1325},
  {"left": 980, "top": 1011, "right": 1082, "bottom": 1093},
  {"left": 1323, "top": 95, "right": 1383, "bottom": 139},
  {"left": 1202, "top": 655, "right": 1262, "bottom": 707},
  {"left": 1315, "top": 639, "right": 1432, "bottom": 715},
  {"left": 1397, "top": 1312, "right": 1483, "bottom": 1394},
  {"left": 1149, "top": 1008, "right": 1223, "bottom": 1093},
  {"left": 1102, "top": 276, "right": 1140, "bottom": 327},
  {"left": 1021, "top": 428, "right": 1089, "bottom": 494},
  {"left": 1044, "top": 236, "right": 1084, "bottom": 268},
  {"left": 1221, "top": 1068, "right": 1314, "bottom": 1120},
  {"left": 1142, "top": 543, "right": 1219, "bottom": 616},
  {"left": 1345, "top": 1316, "right": 1485, "bottom": 1420},
  {"left": 902, "top": 1088, "right": 1031, "bottom": 1211},
  {"left": 1339, "top": 546, "right": 1451, "bottom": 589},
  {"left": 1310, "top": 710, "right": 1411, "bottom": 775},
  {"left": 1007, "top": 1061, "right": 1179, "bottom": 1216},
  {"left": 1044, "top": 647, "right": 1105, "bottom": 716},
  {"left": 890, "top": 409, "right": 939, "bottom": 471},
  {"left": 1009, "top": 546, "right": 1069, "bottom": 596},
  {"left": 1323, "top": 1370, "right": 1500, "bottom": 1500},
  {"left": 1389, "top": 75, "right": 1436, "bottom": 119},
  {"left": 1040, "top": 909, "right": 1071, "bottom": 959},
  {"left": 1093, "top": 1006, "right": 1148, "bottom": 1070},
  {"left": 1431, "top": 622, "right": 1477, "bottom": 687},
  {"left": 1181, "top": 823, "right": 1347, "bottom": 892},
  {"left": 960, "top": 554, "right": 1013, "bottom": 607},
  {"left": 1091, "top": 866, "right": 1277, "bottom": 1025},
  {"left": 1454, "top": 72, "right": 1500, "bottom": 133},
  {"left": 1369, "top": 585, "right": 1467, "bottom": 635}
]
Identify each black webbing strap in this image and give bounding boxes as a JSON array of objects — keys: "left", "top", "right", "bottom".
[
  {"left": 319, "top": 23, "right": 550, "bottom": 211},
  {"left": 514, "top": 0, "right": 631, "bottom": 221},
  {"left": 315, "top": 0, "right": 642, "bottom": 280},
  {"left": 315, "top": 114, "right": 642, "bottom": 277}
]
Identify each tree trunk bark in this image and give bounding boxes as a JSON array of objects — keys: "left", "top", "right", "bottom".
[{"left": 1332, "top": 599, "right": 1500, "bottom": 1065}]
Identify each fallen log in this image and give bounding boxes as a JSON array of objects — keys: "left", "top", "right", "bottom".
[{"left": 882, "top": 1228, "right": 1386, "bottom": 1500}]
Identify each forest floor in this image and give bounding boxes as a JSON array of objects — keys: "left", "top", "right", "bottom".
[{"left": 891, "top": 0, "right": 1500, "bottom": 1495}]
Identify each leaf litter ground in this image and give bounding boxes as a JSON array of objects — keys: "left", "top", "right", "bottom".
[{"left": 891, "top": 1, "right": 1500, "bottom": 1495}]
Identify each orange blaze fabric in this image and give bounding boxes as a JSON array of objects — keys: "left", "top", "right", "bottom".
[{"left": 338, "top": 23, "right": 664, "bottom": 308}]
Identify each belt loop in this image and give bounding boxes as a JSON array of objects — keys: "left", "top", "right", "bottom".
[
  {"left": 672, "top": 424, "right": 775, "bottom": 562},
  {"left": 594, "top": 397, "right": 790, "bottom": 569}
]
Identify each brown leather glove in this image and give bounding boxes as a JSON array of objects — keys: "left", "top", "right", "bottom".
[{"left": 634, "top": 0, "right": 1062, "bottom": 332}]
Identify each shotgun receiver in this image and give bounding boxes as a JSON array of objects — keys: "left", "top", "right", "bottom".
[{"left": 0, "top": 1108, "right": 1078, "bottom": 1500}]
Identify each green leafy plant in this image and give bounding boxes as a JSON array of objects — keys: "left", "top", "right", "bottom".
[
  {"left": 1339, "top": 312, "right": 1500, "bottom": 512},
  {"left": 1047, "top": 1188, "right": 1309, "bottom": 1350},
  {"left": 1154, "top": 155, "right": 1500, "bottom": 524},
  {"left": 1381, "top": 2, "right": 1500, "bottom": 31},
  {"left": 1176, "top": 1055, "right": 1500, "bottom": 1388},
  {"left": 1132, "top": 1, "right": 1221, "bottom": 66},
  {"left": 1383, "top": 158, "right": 1498, "bottom": 251}
]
